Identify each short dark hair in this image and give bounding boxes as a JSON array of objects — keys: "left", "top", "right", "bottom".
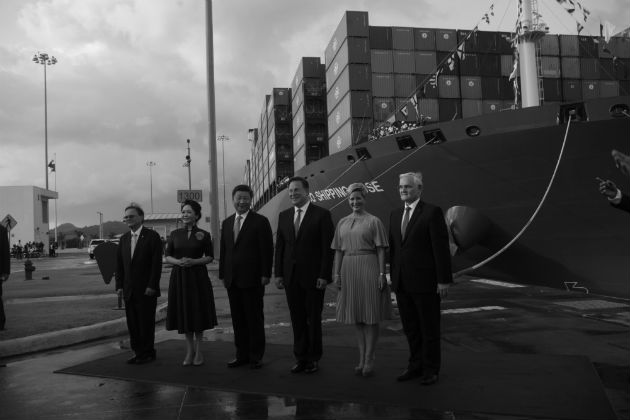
[
  {"left": 181, "top": 199, "right": 202, "bottom": 221},
  {"left": 232, "top": 184, "right": 253, "bottom": 198},
  {"left": 288, "top": 176, "right": 309, "bottom": 190},
  {"left": 125, "top": 202, "right": 144, "bottom": 217}
]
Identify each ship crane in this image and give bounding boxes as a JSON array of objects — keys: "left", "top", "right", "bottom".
[{"left": 518, "top": 0, "right": 550, "bottom": 107}]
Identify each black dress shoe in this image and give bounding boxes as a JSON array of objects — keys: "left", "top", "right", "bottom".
[
  {"left": 420, "top": 373, "right": 439, "bottom": 385},
  {"left": 250, "top": 360, "right": 263, "bottom": 369},
  {"left": 397, "top": 369, "right": 422, "bottom": 382},
  {"left": 227, "top": 358, "right": 249, "bottom": 368},
  {"left": 291, "top": 361, "right": 307, "bottom": 373},
  {"left": 304, "top": 361, "right": 319, "bottom": 374},
  {"left": 126, "top": 356, "right": 138, "bottom": 365},
  {"left": 135, "top": 355, "right": 155, "bottom": 365}
]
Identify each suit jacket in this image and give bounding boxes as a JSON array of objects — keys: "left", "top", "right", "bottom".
[
  {"left": 389, "top": 201, "right": 452, "bottom": 293},
  {"left": 0, "top": 225, "right": 9, "bottom": 276},
  {"left": 612, "top": 193, "right": 630, "bottom": 214},
  {"left": 219, "top": 211, "right": 273, "bottom": 288},
  {"left": 115, "top": 227, "right": 163, "bottom": 300},
  {"left": 274, "top": 203, "right": 335, "bottom": 287}
]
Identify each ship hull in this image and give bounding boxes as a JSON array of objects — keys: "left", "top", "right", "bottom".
[{"left": 259, "top": 97, "right": 630, "bottom": 298}]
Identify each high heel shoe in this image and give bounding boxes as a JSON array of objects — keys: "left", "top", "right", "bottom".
[
  {"left": 353, "top": 365, "right": 363, "bottom": 375},
  {"left": 362, "top": 357, "right": 374, "bottom": 377},
  {"left": 183, "top": 353, "right": 194, "bottom": 366},
  {"left": 193, "top": 355, "right": 204, "bottom": 366}
]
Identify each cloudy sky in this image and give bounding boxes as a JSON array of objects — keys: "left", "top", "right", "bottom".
[{"left": 1, "top": 0, "right": 627, "bottom": 228}]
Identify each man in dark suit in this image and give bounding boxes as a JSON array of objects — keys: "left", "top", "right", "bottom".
[
  {"left": 0, "top": 224, "right": 11, "bottom": 331},
  {"left": 274, "top": 177, "right": 334, "bottom": 374},
  {"left": 389, "top": 172, "right": 452, "bottom": 386},
  {"left": 598, "top": 149, "right": 630, "bottom": 213},
  {"left": 220, "top": 185, "right": 273, "bottom": 369},
  {"left": 115, "top": 203, "right": 163, "bottom": 364}
]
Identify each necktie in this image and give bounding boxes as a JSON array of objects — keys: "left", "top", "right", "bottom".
[
  {"left": 131, "top": 233, "right": 138, "bottom": 257},
  {"left": 294, "top": 208, "right": 302, "bottom": 237},
  {"left": 401, "top": 206, "right": 411, "bottom": 240},
  {"left": 234, "top": 215, "right": 242, "bottom": 242}
]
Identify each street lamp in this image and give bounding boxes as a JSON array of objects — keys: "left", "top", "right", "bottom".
[
  {"left": 97, "top": 211, "right": 103, "bottom": 239},
  {"left": 217, "top": 135, "right": 230, "bottom": 220},
  {"left": 146, "top": 161, "right": 156, "bottom": 213},
  {"left": 32, "top": 52, "right": 57, "bottom": 190}
]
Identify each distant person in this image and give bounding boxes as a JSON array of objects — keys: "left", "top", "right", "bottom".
[
  {"left": 274, "top": 176, "right": 334, "bottom": 374},
  {"left": 389, "top": 172, "right": 452, "bottom": 386},
  {"left": 599, "top": 149, "right": 630, "bottom": 213},
  {"left": 331, "top": 183, "right": 390, "bottom": 377},
  {"left": 164, "top": 200, "right": 218, "bottom": 366},
  {"left": 0, "top": 224, "right": 10, "bottom": 331},
  {"left": 219, "top": 185, "right": 273, "bottom": 369},
  {"left": 115, "top": 203, "right": 163, "bottom": 365}
]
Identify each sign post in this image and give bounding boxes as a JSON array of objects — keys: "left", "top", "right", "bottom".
[
  {"left": 177, "top": 189, "right": 203, "bottom": 203},
  {"left": 1, "top": 214, "right": 18, "bottom": 245}
]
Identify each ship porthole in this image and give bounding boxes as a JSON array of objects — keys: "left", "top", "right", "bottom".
[
  {"left": 465, "top": 126, "right": 481, "bottom": 137},
  {"left": 610, "top": 103, "right": 629, "bottom": 118}
]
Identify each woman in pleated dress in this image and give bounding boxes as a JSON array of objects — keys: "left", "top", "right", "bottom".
[
  {"left": 332, "top": 183, "right": 391, "bottom": 377},
  {"left": 165, "top": 199, "right": 218, "bottom": 366}
]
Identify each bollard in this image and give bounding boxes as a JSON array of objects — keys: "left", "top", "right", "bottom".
[{"left": 24, "top": 259, "right": 36, "bottom": 280}]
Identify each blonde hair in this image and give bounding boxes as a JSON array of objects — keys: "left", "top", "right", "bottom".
[{"left": 347, "top": 182, "right": 368, "bottom": 198}]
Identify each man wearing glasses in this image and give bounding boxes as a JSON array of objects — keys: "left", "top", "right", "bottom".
[{"left": 115, "top": 203, "right": 164, "bottom": 364}]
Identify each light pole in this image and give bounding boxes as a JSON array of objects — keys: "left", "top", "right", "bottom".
[
  {"left": 97, "top": 211, "right": 103, "bottom": 239},
  {"left": 185, "top": 139, "right": 192, "bottom": 190},
  {"left": 50, "top": 153, "right": 58, "bottom": 244},
  {"left": 32, "top": 52, "right": 57, "bottom": 190},
  {"left": 146, "top": 161, "right": 156, "bottom": 213},
  {"left": 217, "top": 135, "right": 229, "bottom": 219}
]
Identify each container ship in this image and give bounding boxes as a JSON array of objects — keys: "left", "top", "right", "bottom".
[{"left": 242, "top": 5, "right": 630, "bottom": 298}]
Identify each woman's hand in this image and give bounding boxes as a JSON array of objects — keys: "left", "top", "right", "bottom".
[
  {"left": 378, "top": 274, "right": 387, "bottom": 291},
  {"left": 334, "top": 274, "right": 341, "bottom": 290},
  {"left": 179, "top": 257, "right": 193, "bottom": 267}
]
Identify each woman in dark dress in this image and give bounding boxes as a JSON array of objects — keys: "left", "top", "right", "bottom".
[{"left": 165, "top": 200, "right": 218, "bottom": 366}]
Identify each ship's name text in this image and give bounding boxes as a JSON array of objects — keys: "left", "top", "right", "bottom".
[{"left": 309, "top": 181, "right": 384, "bottom": 202}]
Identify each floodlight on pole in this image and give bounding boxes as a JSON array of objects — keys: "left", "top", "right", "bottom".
[{"left": 32, "top": 52, "right": 57, "bottom": 190}]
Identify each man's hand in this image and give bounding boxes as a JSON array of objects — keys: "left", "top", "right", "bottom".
[
  {"left": 144, "top": 287, "right": 157, "bottom": 297},
  {"left": 612, "top": 149, "right": 630, "bottom": 177},
  {"left": 437, "top": 283, "right": 450, "bottom": 298},
  {"left": 0, "top": 274, "right": 9, "bottom": 282},
  {"left": 261, "top": 276, "right": 270, "bottom": 286},
  {"left": 275, "top": 277, "right": 285, "bottom": 289},
  {"left": 598, "top": 179, "right": 618, "bottom": 199},
  {"left": 315, "top": 278, "right": 327, "bottom": 290}
]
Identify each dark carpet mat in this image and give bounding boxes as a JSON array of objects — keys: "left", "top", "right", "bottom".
[{"left": 56, "top": 340, "right": 614, "bottom": 420}]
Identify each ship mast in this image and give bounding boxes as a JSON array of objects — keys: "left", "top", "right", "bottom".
[{"left": 517, "top": 0, "right": 549, "bottom": 108}]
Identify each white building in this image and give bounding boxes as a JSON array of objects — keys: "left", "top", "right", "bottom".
[{"left": 0, "top": 186, "right": 58, "bottom": 251}]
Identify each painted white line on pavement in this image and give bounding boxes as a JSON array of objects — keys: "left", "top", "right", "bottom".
[{"left": 443, "top": 306, "right": 507, "bottom": 314}]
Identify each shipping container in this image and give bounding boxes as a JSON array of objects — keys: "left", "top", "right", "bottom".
[
  {"left": 600, "top": 80, "right": 620, "bottom": 97},
  {"left": 394, "top": 98, "right": 414, "bottom": 121},
  {"left": 392, "top": 27, "right": 414, "bottom": 50},
  {"left": 416, "top": 74, "right": 439, "bottom": 98},
  {"left": 371, "top": 50, "right": 394, "bottom": 73},
  {"left": 438, "top": 98, "right": 462, "bottom": 121},
  {"left": 292, "top": 89, "right": 303, "bottom": 112},
  {"left": 562, "top": 79, "right": 582, "bottom": 101},
  {"left": 501, "top": 54, "right": 515, "bottom": 77},
  {"left": 460, "top": 76, "right": 482, "bottom": 99},
  {"left": 414, "top": 28, "right": 436, "bottom": 50},
  {"left": 580, "top": 58, "right": 600, "bottom": 79},
  {"left": 578, "top": 36, "right": 598, "bottom": 58},
  {"left": 276, "top": 144, "right": 292, "bottom": 161},
  {"left": 369, "top": 26, "right": 393, "bottom": 50},
  {"left": 415, "top": 51, "right": 437, "bottom": 74},
  {"left": 328, "top": 118, "right": 373, "bottom": 154},
  {"left": 372, "top": 73, "right": 395, "bottom": 97},
  {"left": 479, "top": 53, "right": 501, "bottom": 76},
  {"left": 476, "top": 31, "right": 499, "bottom": 53},
  {"left": 480, "top": 76, "right": 501, "bottom": 99},
  {"left": 438, "top": 75, "right": 460, "bottom": 98},
  {"left": 394, "top": 74, "right": 416, "bottom": 98},
  {"left": 326, "top": 63, "right": 371, "bottom": 110},
  {"left": 327, "top": 91, "right": 372, "bottom": 134},
  {"left": 416, "top": 98, "right": 439, "bottom": 121},
  {"left": 559, "top": 35, "right": 579, "bottom": 56},
  {"left": 541, "top": 79, "right": 562, "bottom": 101},
  {"left": 482, "top": 100, "right": 503, "bottom": 114},
  {"left": 462, "top": 99, "right": 483, "bottom": 117},
  {"left": 499, "top": 77, "right": 515, "bottom": 100},
  {"left": 561, "top": 57, "right": 581, "bottom": 79},
  {"left": 372, "top": 97, "right": 395, "bottom": 121},
  {"left": 436, "top": 51, "right": 459, "bottom": 75},
  {"left": 325, "top": 11, "right": 369, "bottom": 67},
  {"left": 435, "top": 29, "right": 457, "bottom": 51},
  {"left": 598, "top": 36, "right": 630, "bottom": 59},
  {"left": 292, "top": 105, "right": 304, "bottom": 134},
  {"left": 540, "top": 56, "right": 561, "bottom": 78},
  {"left": 292, "top": 57, "right": 323, "bottom": 96},
  {"left": 620, "top": 80, "right": 630, "bottom": 95},
  {"left": 459, "top": 53, "right": 481, "bottom": 76},
  {"left": 303, "top": 98, "right": 326, "bottom": 119},
  {"left": 393, "top": 51, "right": 415, "bottom": 73},
  {"left": 496, "top": 32, "right": 514, "bottom": 54},
  {"left": 538, "top": 35, "right": 560, "bottom": 56},
  {"left": 325, "top": 37, "right": 370, "bottom": 84}
]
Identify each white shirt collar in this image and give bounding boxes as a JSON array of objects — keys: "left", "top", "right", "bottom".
[
  {"left": 130, "top": 226, "right": 143, "bottom": 236},
  {"left": 405, "top": 198, "right": 420, "bottom": 211},
  {"left": 295, "top": 200, "right": 310, "bottom": 214}
]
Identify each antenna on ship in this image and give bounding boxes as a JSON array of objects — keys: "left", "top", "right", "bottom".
[{"left": 517, "top": 0, "right": 549, "bottom": 107}]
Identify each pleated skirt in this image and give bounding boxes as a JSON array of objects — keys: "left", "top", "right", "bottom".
[{"left": 166, "top": 266, "right": 218, "bottom": 333}]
